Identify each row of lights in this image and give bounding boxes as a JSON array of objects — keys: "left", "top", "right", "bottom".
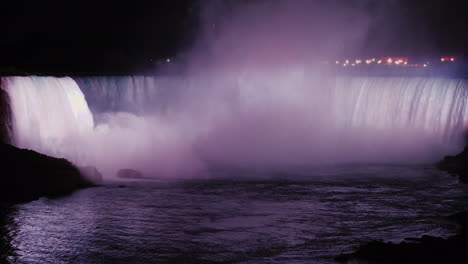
[
  {"left": 336, "top": 56, "right": 457, "bottom": 68},
  {"left": 441, "top": 57, "right": 456, "bottom": 62},
  {"left": 336, "top": 58, "right": 409, "bottom": 67}
]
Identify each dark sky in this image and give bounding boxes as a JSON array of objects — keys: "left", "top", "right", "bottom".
[
  {"left": 0, "top": 1, "right": 196, "bottom": 74},
  {"left": 361, "top": 0, "right": 467, "bottom": 57},
  {"left": 0, "top": 0, "right": 465, "bottom": 74}
]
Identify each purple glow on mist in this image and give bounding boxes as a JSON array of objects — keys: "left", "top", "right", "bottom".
[{"left": 3, "top": 1, "right": 468, "bottom": 179}]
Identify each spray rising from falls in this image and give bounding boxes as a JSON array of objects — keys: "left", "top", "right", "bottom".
[
  {"left": 185, "top": 71, "right": 468, "bottom": 166},
  {"left": 2, "top": 74, "right": 468, "bottom": 178},
  {"left": 2, "top": 76, "right": 201, "bottom": 177}
]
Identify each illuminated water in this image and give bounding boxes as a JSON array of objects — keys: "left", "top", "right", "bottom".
[
  {"left": 1, "top": 166, "right": 467, "bottom": 264},
  {"left": 3, "top": 75, "right": 468, "bottom": 178},
  {"left": 2, "top": 77, "right": 94, "bottom": 158},
  {"left": 2, "top": 75, "right": 468, "bottom": 262}
]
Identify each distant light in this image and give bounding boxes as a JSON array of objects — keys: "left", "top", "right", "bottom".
[
  {"left": 372, "top": 58, "right": 376, "bottom": 62},
  {"left": 377, "top": 60, "right": 382, "bottom": 64},
  {"left": 404, "top": 62, "right": 408, "bottom": 65},
  {"left": 336, "top": 61, "right": 340, "bottom": 64},
  {"left": 423, "top": 64, "right": 428, "bottom": 67},
  {"left": 441, "top": 58, "right": 445, "bottom": 62},
  {"left": 343, "top": 64, "right": 347, "bottom": 67},
  {"left": 351, "top": 64, "right": 356, "bottom": 67},
  {"left": 387, "top": 58, "right": 393, "bottom": 64},
  {"left": 451, "top": 57, "right": 455, "bottom": 62},
  {"left": 166, "top": 58, "right": 171, "bottom": 63}
]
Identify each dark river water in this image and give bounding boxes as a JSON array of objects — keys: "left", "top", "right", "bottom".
[{"left": 1, "top": 165, "right": 468, "bottom": 264}]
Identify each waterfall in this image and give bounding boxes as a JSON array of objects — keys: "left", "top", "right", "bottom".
[
  {"left": 1, "top": 76, "right": 200, "bottom": 177},
  {"left": 75, "top": 76, "right": 184, "bottom": 115},
  {"left": 333, "top": 77, "right": 468, "bottom": 140},
  {"left": 183, "top": 71, "right": 468, "bottom": 165},
  {"left": 2, "top": 74, "right": 468, "bottom": 178},
  {"left": 2, "top": 76, "right": 94, "bottom": 161}
]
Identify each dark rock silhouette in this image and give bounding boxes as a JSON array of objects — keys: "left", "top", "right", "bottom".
[
  {"left": 336, "top": 212, "right": 468, "bottom": 263},
  {"left": 437, "top": 147, "right": 468, "bottom": 183},
  {"left": 116, "top": 168, "right": 144, "bottom": 179},
  {"left": 0, "top": 82, "right": 12, "bottom": 144},
  {"left": 0, "top": 143, "right": 95, "bottom": 204}
]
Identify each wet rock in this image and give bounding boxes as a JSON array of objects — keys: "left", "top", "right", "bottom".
[
  {"left": 437, "top": 147, "right": 468, "bottom": 183},
  {"left": 116, "top": 168, "right": 144, "bottom": 179},
  {"left": 0, "top": 143, "right": 95, "bottom": 204},
  {"left": 79, "top": 166, "right": 103, "bottom": 184}
]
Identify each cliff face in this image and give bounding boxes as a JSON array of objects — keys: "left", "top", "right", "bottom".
[
  {"left": 0, "top": 79, "right": 12, "bottom": 144},
  {"left": 0, "top": 143, "right": 95, "bottom": 204},
  {"left": 437, "top": 147, "right": 468, "bottom": 183}
]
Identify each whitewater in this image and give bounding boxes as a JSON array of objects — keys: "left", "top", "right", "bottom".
[{"left": 2, "top": 73, "right": 468, "bottom": 178}]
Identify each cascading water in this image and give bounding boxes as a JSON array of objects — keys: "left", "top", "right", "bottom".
[
  {"left": 333, "top": 77, "right": 468, "bottom": 137},
  {"left": 188, "top": 71, "right": 468, "bottom": 166},
  {"left": 327, "top": 76, "right": 468, "bottom": 163},
  {"left": 2, "top": 73, "right": 468, "bottom": 178},
  {"left": 75, "top": 76, "right": 184, "bottom": 115},
  {"left": 2, "top": 77, "right": 94, "bottom": 160},
  {"left": 2, "top": 76, "right": 201, "bottom": 178}
]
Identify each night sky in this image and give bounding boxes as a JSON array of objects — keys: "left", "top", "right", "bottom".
[
  {"left": 0, "top": 0, "right": 465, "bottom": 75},
  {"left": 0, "top": 1, "right": 196, "bottom": 74}
]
